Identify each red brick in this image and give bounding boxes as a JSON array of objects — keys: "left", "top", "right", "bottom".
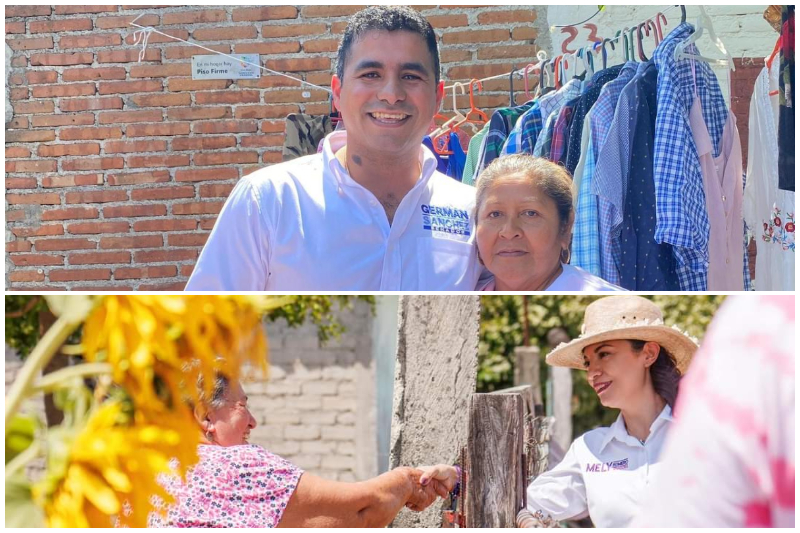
[
  {"left": 303, "top": 39, "right": 339, "bottom": 54},
  {"left": 129, "top": 63, "right": 192, "bottom": 78},
  {"left": 195, "top": 152, "right": 259, "bottom": 167},
  {"left": 167, "top": 78, "right": 231, "bottom": 92},
  {"left": 200, "top": 183, "right": 235, "bottom": 198},
  {"left": 42, "top": 174, "right": 104, "bottom": 188},
  {"left": 10, "top": 254, "right": 65, "bottom": 267},
  {"left": 232, "top": 6, "right": 298, "bottom": 21},
  {"left": 104, "top": 140, "right": 168, "bottom": 154},
  {"left": 241, "top": 135, "right": 283, "bottom": 148},
  {"left": 259, "top": 120, "right": 285, "bottom": 133},
  {"left": 54, "top": 5, "right": 117, "bottom": 14},
  {"left": 65, "top": 190, "right": 128, "bottom": 204},
  {"left": 162, "top": 9, "right": 226, "bottom": 25},
  {"left": 7, "top": 193, "right": 60, "bottom": 205},
  {"left": 6, "top": 116, "right": 28, "bottom": 128},
  {"left": 124, "top": 29, "right": 189, "bottom": 45},
  {"left": 261, "top": 152, "right": 283, "bottom": 164},
  {"left": 6, "top": 177, "right": 37, "bottom": 189},
  {"left": 235, "top": 42, "right": 301, "bottom": 57},
  {"left": 442, "top": 49, "right": 472, "bottom": 63},
  {"left": 38, "top": 143, "right": 100, "bottom": 157},
  {"left": 9, "top": 209, "right": 31, "bottom": 220},
  {"left": 126, "top": 123, "right": 190, "bottom": 137},
  {"left": 192, "top": 120, "right": 258, "bottom": 134},
  {"left": 97, "top": 49, "right": 160, "bottom": 63},
  {"left": 131, "top": 186, "right": 195, "bottom": 201},
  {"left": 259, "top": 23, "right": 326, "bottom": 39},
  {"left": 31, "top": 114, "right": 95, "bottom": 127},
  {"left": 512, "top": 27, "right": 538, "bottom": 41},
  {"left": 172, "top": 136, "right": 236, "bottom": 151},
  {"left": 10, "top": 271, "right": 45, "bottom": 283},
  {"left": 199, "top": 218, "right": 218, "bottom": 230},
  {"left": 13, "top": 100, "right": 55, "bottom": 114},
  {"left": 135, "top": 249, "right": 198, "bottom": 263},
  {"left": 193, "top": 26, "right": 257, "bottom": 41},
  {"left": 65, "top": 284, "right": 133, "bottom": 291},
  {"left": 41, "top": 207, "right": 99, "bottom": 221},
  {"left": 300, "top": 6, "right": 361, "bottom": 17},
  {"left": 67, "top": 221, "right": 129, "bottom": 234},
  {"left": 60, "top": 96, "right": 123, "bottom": 112},
  {"left": 194, "top": 91, "right": 261, "bottom": 105},
  {"left": 6, "top": 146, "right": 31, "bottom": 158},
  {"left": 6, "top": 129, "right": 55, "bottom": 143},
  {"left": 60, "top": 126, "right": 122, "bottom": 141},
  {"left": 7, "top": 240, "right": 32, "bottom": 253},
  {"left": 171, "top": 202, "right": 224, "bottom": 216},
  {"left": 447, "top": 62, "right": 514, "bottom": 81},
  {"left": 11, "top": 224, "right": 64, "bottom": 238},
  {"left": 9, "top": 87, "right": 28, "bottom": 100},
  {"left": 29, "top": 19, "right": 93, "bottom": 33},
  {"left": 127, "top": 155, "right": 190, "bottom": 168},
  {"left": 98, "top": 80, "right": 163, "bottom": 95},
  {"left": 100, "top": 235, "right": 163, "bottom": 249},
  {"left": 234, "top": 104, "right": 299, "bottom": 119},
  {"left": 477, "top": 44, "right": 539, "bottom": 60},
  {"left": 62, "top": 66, "right": 126, "bottom": 82},
  {"left": 477, "top": 10, "right": 537, "bottom": 24},
  {"left": 165, "top": 44, "right": 230, "bottom": 60},
  {"left": 305, "top": 72, "right": 333, "bottom": 87},
  {"left": 30, "top": 52, "right": 93, "bottom": 66},
  {"left": 104, "top": 204, "right": 167, "bottom": 218},
  {"left": 33, "top": 238, "right": 96, "bottom": 251},
  {"left": 13, "top": 55, "right": 28, "bottom": 66},
  {"left": 98, "top": 110, "right": 164, "bottom": 124},
  {"left": 168, "top": 233, "right": 210, "bottom": 246},
  {"left": 6, "top": 160, "right": 57, "bottom": 173},
  {"left": 7, "top": 285, "right": 67, "bottom": 291},
  {"left": 426, "top": 14, "right": 470, "bottom": 28},
  {"left": 5, "top": 6, "right": 51, "bottom": 16},
  {"left": 139, "top": 281, "right": 186, "bottom": 291},
  {"left": 26, "top": 70, "right": 58, "bottom": 84},
  {"left": 95, "top": 14, "right": 159, "bottom": 30},
  {"left": 62, "top": 157, "right": 125, "bottom": 172},
  {"left": 31, "top": 83, "right": 96, "bottom": 98},
  {"left": 49, "top": 268, "right": 112, "bottom": 282},
  {"left": 443, "top": 29, "right": 511, "bottom": 45},
  {"left": 6, "top": 36, "right": 54, "bottom": 51},
  {"left": 115, "top": 265, "right": 178, "bottom": 280},
  {"left": 68, "top": 251, "right": 131, "bottom": 265},
  {"left": 8, "top": 73, "right": 24, "bottom": 86},
  {"left": 262, "top": 89, "right": 328, "bottom": 104},
  {"left": 133, "top": 219, "right": 197, "bottom": 232},
  {"left": 107, "top": 170, "right": 171, "bottom": 186},
  {"left": 130, "top": 93, "right": 191, "bottom": 107},
  {"left": 265, "top": 57, "right": 331, "bottom": 72},
  {"left": 166, "top": 107, "right": 232, "bottom": 121},
  {"left": 5, "top": 21, "right": 25, "bottom": 34},
  {"left": 176, "top": 168, "right": 240, "bottom": 182}
]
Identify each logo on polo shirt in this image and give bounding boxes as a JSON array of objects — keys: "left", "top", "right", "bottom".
[
  {"left": 586, "top": 458, "right": 629, "bottom": 472},
  {"left": 421, "top": 204, "right": 471, "bottom": 236}
]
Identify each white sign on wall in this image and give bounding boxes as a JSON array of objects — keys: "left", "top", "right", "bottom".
[{"left": 191, "top": 54, "right": 261, "bottom": 80}]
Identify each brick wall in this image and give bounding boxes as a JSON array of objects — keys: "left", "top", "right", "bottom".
[{"left": 5, "top": 5, "right": 548, "bottom": 290}]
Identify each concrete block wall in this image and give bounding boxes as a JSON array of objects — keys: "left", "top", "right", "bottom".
[{"left": 5, "top": 5, "right": 548, "bottom": 290}]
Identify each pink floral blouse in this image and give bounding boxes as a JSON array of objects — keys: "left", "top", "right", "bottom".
[
  {"left": 149, "top": 444, "right": 303, "bottom": 528},
  {"left": 633, "top": 295, "right": 795, "bottom": 527}
]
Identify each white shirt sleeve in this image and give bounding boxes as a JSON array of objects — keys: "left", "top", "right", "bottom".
[
  {"left": 526, "top": 438, "right": 588, "bottom": 523},
  {"left": 185, "top": 177, "right": 270, "bottom": 291}
]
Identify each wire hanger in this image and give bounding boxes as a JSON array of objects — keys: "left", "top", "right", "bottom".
[{"left": 674, "top": 6, "right": 735, "bottom": 71}]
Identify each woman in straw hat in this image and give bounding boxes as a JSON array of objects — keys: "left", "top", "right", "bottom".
[{"left": 517, "top": 295, "right": 699, "bottom": 528}]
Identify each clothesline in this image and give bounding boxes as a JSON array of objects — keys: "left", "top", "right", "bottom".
[{"left": 443, "top": 4, "right": 679, "bottom": 91}]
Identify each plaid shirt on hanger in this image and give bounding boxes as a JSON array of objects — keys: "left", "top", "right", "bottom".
[{"left": 652, "top": 22, "right": 729, "bottom": 291}]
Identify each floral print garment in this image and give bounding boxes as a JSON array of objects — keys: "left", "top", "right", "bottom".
[{"left": 149, "top": 444, "right": 303, "bottom": 528}]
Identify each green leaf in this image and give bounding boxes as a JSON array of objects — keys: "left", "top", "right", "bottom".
[
  {"left": 5, "top": 475, "right": 44, "bottom": 528},
  {"left": 5, "top": 415, "right": 38, "bottom": 464},
  {"left": 44, "top": 295, "right": 100, "bottom": 324}
]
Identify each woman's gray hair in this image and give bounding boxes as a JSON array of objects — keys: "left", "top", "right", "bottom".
[
  {"left": 197, "top": 373, "right": 230, "bottom": 410},
  {"left": 474, "top": 154, "right": 574, "bottom": 234}
]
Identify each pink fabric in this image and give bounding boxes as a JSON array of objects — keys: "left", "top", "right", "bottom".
[
  {"left": 148, "top": 444, "right": 303, "bottom": 528},
  {"left": 633, "top": 296, "right": 795, "bottom": 527},
  {"left": 689, "top": 98, "right": 744, "bottom": 290}
]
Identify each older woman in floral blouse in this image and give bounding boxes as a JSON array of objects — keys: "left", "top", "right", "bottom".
[{"left": 148, "top": 374, "right": 453, "bottom": 528}]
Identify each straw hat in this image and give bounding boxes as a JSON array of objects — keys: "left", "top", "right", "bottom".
[{"left": 545, "top": 296, "right": 699, "bottom": 374}]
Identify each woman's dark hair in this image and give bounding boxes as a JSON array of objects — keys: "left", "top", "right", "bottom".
[
  {"left": 196, "top": 372, "right": 230, "bottom": 410},
  {"left": 336, "top": 6, "right": 440, "bottom": 84},
  {"left": 628, "top": 340, "right": 682, "bottom": 408}
]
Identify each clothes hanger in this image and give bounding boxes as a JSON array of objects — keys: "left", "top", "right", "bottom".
[
  {"left": 674, "top": 6, "right": 735, "bottom": 71},
  {"left": 601, "top": 37, "right": 616, "bottom": 69},
  {"left": 463, "top": 79, "right": 489, "bottom": 124},
  {"left": 654, "top": 12, "right": 668, "bottom": 42},
  {"left": 523, "top": 63, "right": 541, "bottom": 101},
  {"left": 430, "top": 82, "right": 467, "bottom": 148},
  {"left": 508, "top": 66, "right": 518, "bottom": 106},
  {"left": 636, "top": 22, "right": 649, "bottom": 61},
  {"left": 677, "top": 5, "right": 687, "bottom": 24}
]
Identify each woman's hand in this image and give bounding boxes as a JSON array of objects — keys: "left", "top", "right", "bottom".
[{"left": 417, "top": 464, "right": 459, "bottom": 498}]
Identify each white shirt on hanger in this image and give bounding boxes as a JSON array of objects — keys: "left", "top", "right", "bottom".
[
  {"left": 186, "top": 130, "right": 482, "bottom": 291},
  {"left": 526, "top": 405, "right": 673, "bottom": 528}
]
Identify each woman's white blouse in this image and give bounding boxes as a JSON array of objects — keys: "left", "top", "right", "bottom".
[{"left": 526, "top": 405, "right": 673, "bottom": 528}]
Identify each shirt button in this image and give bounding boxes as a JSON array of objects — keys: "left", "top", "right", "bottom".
[{"left": 722, "top": 195, "right": 726, "bottom": 202}]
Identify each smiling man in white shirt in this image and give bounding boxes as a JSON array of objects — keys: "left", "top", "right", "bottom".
[{"left": 186, "top": 6, "right": 482, "bottom": 291}]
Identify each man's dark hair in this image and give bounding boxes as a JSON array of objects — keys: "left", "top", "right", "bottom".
[{"left": 335, "top": 6, "right": 440, "bottom": 84}]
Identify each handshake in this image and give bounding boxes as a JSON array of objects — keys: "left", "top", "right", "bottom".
[{"left": 402, "top": 464, "right": 460, "bottom": 512}]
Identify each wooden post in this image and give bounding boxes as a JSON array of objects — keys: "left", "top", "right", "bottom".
[
  {"left": 547, "top": 328, "right": 572, "bottom": 461},
  {"left": 465, "top": 392, "right": 525, "bottom": 528},
  {"left": 513, "top": 345, "right": 543, "bottom": 414}
]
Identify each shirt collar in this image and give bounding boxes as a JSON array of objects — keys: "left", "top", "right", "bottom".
[
  {"left": 599, "top": 404, "right": 673, "bottom": 452},
  {"left": 321, "top": 130, "right": 438, "bottom": 190}
]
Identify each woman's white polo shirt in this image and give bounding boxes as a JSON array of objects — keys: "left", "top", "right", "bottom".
[
  {"left": 526, "top": 404, "right": 674, "bottom": 528},
  {"left": 186, "top": 131, "right": 482, "bottom": 291}
]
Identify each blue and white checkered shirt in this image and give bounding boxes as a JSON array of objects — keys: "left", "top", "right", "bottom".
[{"left": 532, "top": 79, "right": 582, "bottom": 157}]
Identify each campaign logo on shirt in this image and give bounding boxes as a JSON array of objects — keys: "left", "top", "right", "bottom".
[
  {"left": 421, "top": 204, "right": 471, "bottom": 236},
  {"left": 586, "top": 458, "right": 629, "bottom": 472}
]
